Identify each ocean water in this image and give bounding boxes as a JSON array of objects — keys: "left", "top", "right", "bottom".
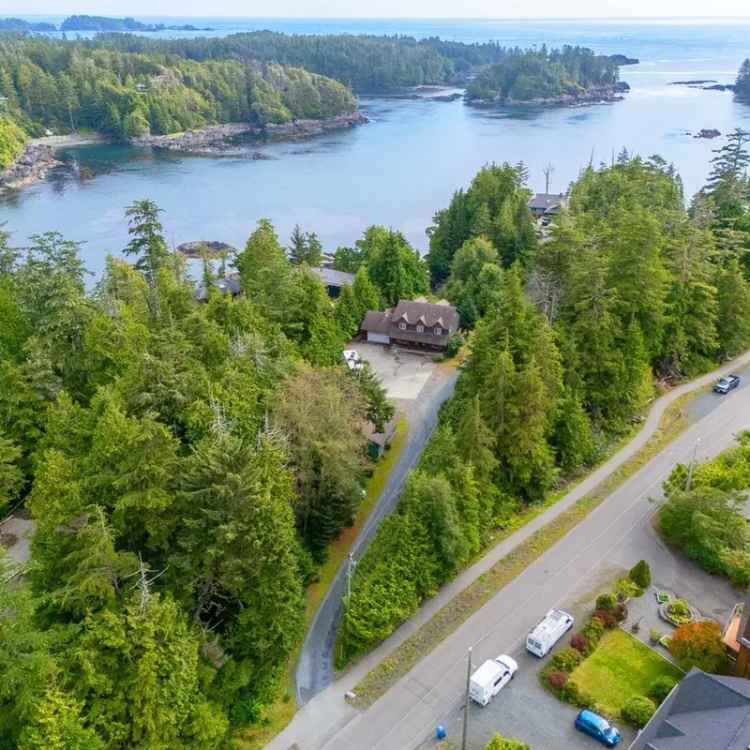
[{"left": 2, "top": 18, "right": 750, "bottom": 275}]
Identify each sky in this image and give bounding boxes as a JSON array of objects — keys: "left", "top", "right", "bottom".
[{"left": 7, "top": 0, "right": 750, "bottom": 18}]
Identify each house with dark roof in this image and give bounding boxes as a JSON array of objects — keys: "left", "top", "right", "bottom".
[
  {"left": 629, "top": 668, "right": 750, "bottom": 750},
  {"left": 528, "top": 193, "right": 568, "bottom": 222},
  {"left": 361, "top": 299, "right": 460, "bottom": 351},
  {"left": 310, "top": 267, "right": 355, "bottom": 298},
  {"left": 195, "top": 272, "right": 242, "bottom": 302}
]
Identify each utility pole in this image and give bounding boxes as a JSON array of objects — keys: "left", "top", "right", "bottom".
[
  {"left": 543, "top": 162, "right": 554, "bottom": 194},
  {"left": 346, "top": 553, "right": 356, "bottom": 604},
  {"left": 462, "top": 647, "right": 472, "bottom": 750},
  {"left": 685, "top": 438, "right": 701, "bottom": 491}
]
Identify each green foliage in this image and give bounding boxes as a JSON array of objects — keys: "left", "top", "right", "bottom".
[
  {"left": 629, "top": 560, "right": 651, "bottom": 589},
  {"left": 485, "top": 732, "right": 532, "bottom": 750},
  {"left": 669, "top": 620, "right": 729, "bottom": 674},
  {"left": 596, "top": 593, "right": 617, "bottom": 611},
  {"left": 0, "top": 431, "right": 23, "bottom": 513},
  {"left": 0, "top": 115, "right": 27, "bottom": 169},
  {"left": 615, "top": 576, "right": 644, "bottom": 600},
  {"left": 0, "top": 37, "right": 356, "bottom": 139},
  {"left": 466, "top": 46, "right": 619, "bottom": 102},
  {"left": 621, "top": 695, "right": 656, "bottom": 728},
  {"left": 549, "top": 646, "right": 583, "bottom": 673},
  {"left": 647, "top": 675, "right": 677, "bottom": 704}
]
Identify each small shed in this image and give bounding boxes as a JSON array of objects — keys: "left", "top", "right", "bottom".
[{"left": 363, "top": 418, "right": 397, "bottom": 460}]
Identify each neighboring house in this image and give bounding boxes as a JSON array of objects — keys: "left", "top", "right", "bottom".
[
  {"left": 194, "top": 273, "right": 242, "bottom": 302},
  {"left": 361, "top": 299, "right": 459, "bottom": 351},
  {"left": 629, "top": 668, "right": 750, "bottom": 749},
  {"left": 528, "top": 192, "right": 568, "bottom": 221},
  {"left": 310, "top": 266, "right": 355, "bottom": 299}
]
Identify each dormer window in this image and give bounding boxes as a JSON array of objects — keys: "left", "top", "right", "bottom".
[
  {"left": 399, "top": 322, "right": 407, "bottom": 331},
  {"left": 416, "top": 324, "right": 424, "bottom": 333},
  {"left": 435, "top": 327, "right": 442, "bottom": 336}
]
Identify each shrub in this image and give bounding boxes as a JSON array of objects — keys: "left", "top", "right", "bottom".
[
  {"left": 570, "top": 632, "right": 589, "bottom": 653},
  {"left": 445, "top": 332, "right": 465, "bottom": 359},
  {"left": 649, "top": 628, "right": 662, "bottom": 645},
  {"left": 667, "top": 599, "right": 692, "bottom": 624},
  {"left": 629, "top": 560, "right": 652, "bottom": 589},
  {"left": 583, "top": 616, "right": 605, "bottom": 645},
  {"left": 615, "top": 576, "right": 643, "bottom": 600},
  {"left": 669, "top": 620, "right": 729, "bottom": 673},
  {"left": 547, "top": 670, "right": 569, "bottom": 690},
  {"left": 622, "top": 695, "right": 656, "bottom": 727},
  {"left": 596, "top": 592, "right": 618, "bottom": 611},
  {"left": 485, "top": 734, "right": 532, "bottom": 750},
  {"left": 647, "top": 675, "right": 678, "bottom": 704},
  {"left": 613, "top": 602, "right": 628, "bottom": 622},
  {"left": 550, "top": 647, "right": 583, "bottom": 672},
  {"left": 561, "top": 679, "right": 593, "bottom": 708},
  {"left": 594, "top": 609, "right": 617, "bottom": 629}
]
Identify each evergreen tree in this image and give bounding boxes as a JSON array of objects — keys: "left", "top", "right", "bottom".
[{"left": 716, "top": 258, "right": 750, "bottom": 357}]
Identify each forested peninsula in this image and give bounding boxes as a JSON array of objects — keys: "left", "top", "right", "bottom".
[
  {"left": 737, "top": 59, "right": 750, "bottom": 102},
  {"left": 466, "top": 46, "right": 625, "bottom": 105}
]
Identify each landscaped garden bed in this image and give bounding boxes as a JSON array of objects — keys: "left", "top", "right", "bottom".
[{"left": 540, "top": 560, "right": 685, "bottom": 729}]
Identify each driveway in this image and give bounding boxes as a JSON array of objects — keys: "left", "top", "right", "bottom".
[{"left": 295, "top": 352, "right": 458, "bottom": 704}]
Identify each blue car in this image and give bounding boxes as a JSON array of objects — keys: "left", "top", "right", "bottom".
[{"left": 574, "top": 709, "right": 621, "bottom": 747}]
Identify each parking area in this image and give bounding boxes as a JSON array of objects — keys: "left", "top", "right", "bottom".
[
  {"left": 419, "top": 578, "right": 636, "bottom": 750},
  {"left": 348, "top": 341, "right": 441, "bottom": 404}
]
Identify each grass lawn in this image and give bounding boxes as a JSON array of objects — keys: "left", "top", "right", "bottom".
[{"left": 570, "top": 629, "right": 683, "bottom": 718}]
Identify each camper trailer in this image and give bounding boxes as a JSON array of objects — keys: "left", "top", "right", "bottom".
[{"left": 526, "top": 609, "right": 574, "bottom": 658}]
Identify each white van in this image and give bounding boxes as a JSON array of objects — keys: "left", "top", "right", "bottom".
[
  {"left": 526, "top": 609, "right": 574, "bottom": 658},
  {"left": 469, "top": 654, "right": 518, "bottom": 706}
]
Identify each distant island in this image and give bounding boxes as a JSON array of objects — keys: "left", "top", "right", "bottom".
[
  {"left": 59, "top": 15, "right": 212, "bottom": 32},
  {"left": 465, "top": 46, "right": 626, "bottom": 106},
  {"left": 737, "top": 59, "right": 750, "bottom": 102},
  {"left": 0, "top": 17, "right": 57, "bottom": 31}
]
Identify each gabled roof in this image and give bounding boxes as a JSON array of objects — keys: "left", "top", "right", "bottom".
[
  {"left": 528, "top": 193, "right": 567, "bottom": 211},
  {"left": 630, "top": 669, "right": 750, "bottom": 750},
  {"left": 390, "top": 300, "right": 459, "bottom": 331},
  {"left": 195, "top": 273, "right": 242, "bottom": 301}
]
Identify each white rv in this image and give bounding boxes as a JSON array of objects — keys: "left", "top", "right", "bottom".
[
  {"left": 469, "top": 654, "right": 518, "bottom": 706},
  {"left": 526, "top": 609, "right": 574, "bottom": 658}
]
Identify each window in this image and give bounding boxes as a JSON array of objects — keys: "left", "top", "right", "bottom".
[
  {"left": 399, "top": 322, "right": 406, "bottom": 331},
  {"left": 435, "top": 327, "right": 442, "bottom": 336},
  {"left": 416, "top": 324, "right": 424, "bottom": 333}
]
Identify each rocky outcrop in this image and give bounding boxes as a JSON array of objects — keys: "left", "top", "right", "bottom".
[
  {"left": 467, "top": 83, "right": 629, "bottom": 109},
  {"left": 130, "top": 112, "right": 368, "bottom": 155},
  {"left": 695, "top": 128, "right": 721, "bottom": 139},
  {"left": 0, "top": 143, "right": 60, "bottom": 191},
  {"left": 609, "top": 54, "right": 639, "bottom": 66}
]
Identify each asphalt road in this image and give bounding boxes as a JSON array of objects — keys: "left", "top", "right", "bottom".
[
  {"left": 295, "top": 365, "right": 459, "bottom": 704},
  {"left": 269, "top": 351, "right": 750, "bottom": 750}
]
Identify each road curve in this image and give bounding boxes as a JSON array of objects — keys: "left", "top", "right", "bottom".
[
  {"left": 295, "top": 366, "right": 459, "bottom": 704},
  {"left": 270, "top": 349, "right": 750, "bottom": 750}
]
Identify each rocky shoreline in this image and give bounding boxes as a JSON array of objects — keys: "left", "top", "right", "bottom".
[
  {"left": 467, "top": 83, "right": 630, "bottom": 109},
  {"left": 0, "top": 143, "right": 61, "bottom": 191},
  {"left": 130, "top": 112, "right": 368, "bottom": 155}
]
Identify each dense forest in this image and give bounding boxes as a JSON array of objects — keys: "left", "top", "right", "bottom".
[
  {"left": 0, "top": 194, "right": 433, "bottom": 746},
  {"left": 0, "top": 36, "right": 356, "bottom": 143},
  {"left": 737, "top": 58, "right": 750, "bottom": 101},
  {"left": 84, "top": 31, "right": 518, "bottom": 92},
  {"left": 337, "top": 131, "right": 750, "bottom": 664},
  {"left": 466, "top": 45, "right": 620, "bottom": 102}
]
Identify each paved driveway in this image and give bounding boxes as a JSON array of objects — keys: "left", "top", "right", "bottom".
[{"left": 349, "top": 342, "right": 439, "bottom": 404}]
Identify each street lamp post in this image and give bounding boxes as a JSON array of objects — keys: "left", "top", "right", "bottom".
[{"left": 462, "top": 647, "right": 472, "bottom": 750}]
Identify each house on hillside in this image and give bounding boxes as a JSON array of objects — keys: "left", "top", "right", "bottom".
[
  {"left": 628, "top": 668, "right": 750, "bottom": 749},
  {"left": 361, "top": 299, "right": 459, "bottom": 352},
  {"left": 195, "top": 273, "right": 242, "bottom": 302},
  {"left": 310, "top": 267, "right": 355, "bottom": 299},
  {"left": 528, "top": 193, "right": 568, "bottom": 223}
]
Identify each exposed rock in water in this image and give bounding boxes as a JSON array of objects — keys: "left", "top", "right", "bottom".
[
  {"left": 670, "top": 79, "right": 717, "bottom": 86},
  {"left": 695, "top": 128, "right": 721, "bottom": 139},
  {"left": 130, "top": 112, "right": 368, "bottom": 155},
  {"left": 703, "top": 83, "right": 736, "bottom": 92},
  {"left": 0, "top": 143, "right": 61, "bottom": 191},
  {"left": 467, "top": 84, "right": 629, "bottom": 109},
  {"left": 431, "top": 92, "right": 463, "bottom": 102}
]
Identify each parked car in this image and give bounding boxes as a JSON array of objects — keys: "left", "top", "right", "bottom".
[
  {"left": 574, "top": 710, "right": 621, "bottom": 747},
  {"left": 526, "top": 609, "right": 574, "bottom": 658},
  {"left": 469, "top": 654, "right": 518, "bottom": 706},
  {"left": 714, "top": 374, "right": 740, "bottom": 394}
]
